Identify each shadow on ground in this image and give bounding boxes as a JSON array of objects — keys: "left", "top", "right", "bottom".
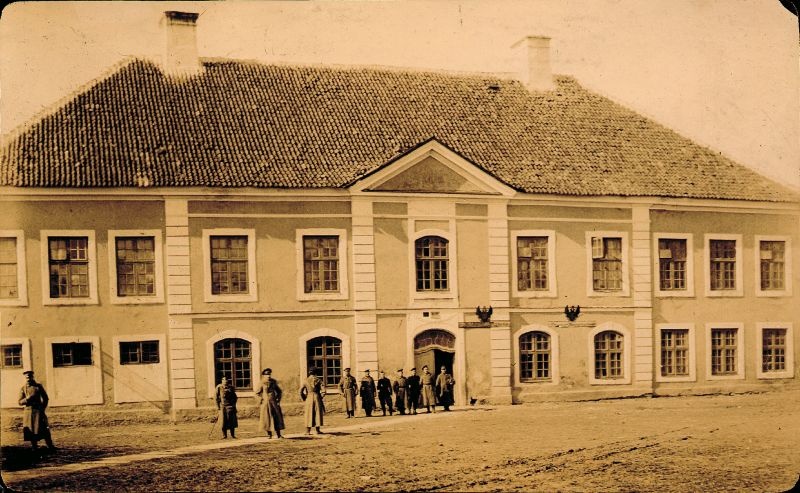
[{"left": 1, "top": 445, "right": 138, "bottom": 472}]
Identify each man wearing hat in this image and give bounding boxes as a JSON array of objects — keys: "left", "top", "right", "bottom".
[
  {"left": 420, "top": 365, "right": 436, "bottom": 413},
  {"left": 376, "top": 370, "right": 393, "bottom": 416},
  {"left": 392, "top": 369, "right": 409, "bottom": 415},
  {"left": 337, "top": 367, "right": 358, "bottom": 418},
  {"left": 406, "top": 367, "right": 421, "bottom": 415},
  {"left": 214, "top": 375, "right": 238, "bottom": 439},
  {"left": 18, "top": 370, "right": 56, "bottom": 452},
  {"left": 435, "top": 365, "right": 455, "bottom": 411},
  {"left": 300, "top": 368, "right": 325, "bottom": 435},
  {"left": 359, "top": 369, "right": 377, "bottom": 417},
  {"left": 255, "top": 368, "right": 285, "bottom": 439}
]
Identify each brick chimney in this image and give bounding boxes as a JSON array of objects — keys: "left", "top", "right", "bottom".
[
  {"left": 163, "top": 11, "right": 201, "bottom": 77},
  {"left": 511, "top": 36, "right": 554, "bottom": 91}
]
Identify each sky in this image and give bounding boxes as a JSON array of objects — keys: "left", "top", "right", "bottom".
[{"left": 1, "top": 0, "right": 798, "bottom": 188}]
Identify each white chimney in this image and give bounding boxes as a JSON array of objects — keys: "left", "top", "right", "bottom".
[
  {"left": 163, "top": 11, "right": 201, "bottom": 77},
  {"left": 511, "top": 36, "right": 554, "bottom": 91}
]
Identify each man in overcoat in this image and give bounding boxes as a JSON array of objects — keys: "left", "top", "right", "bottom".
[
  {"left": 435, "top": 365, "right": 455, "bottom": 411},
  {"left": 406, "top": 367, "right": 421, "bottom": 415},
  {"left": 255, "top": 368, "right": 285, "bottom": 439},
  {"left": 420, "top": 365, "right": 436, "bottom": 413},
  {"left": 376, "top": 370, "right": 393, "bottom": 416},
  {"left": 392, "top": 369, "right": 409, "bottom": 415},
  {"left": 338, "top": 367, "right": 358, "bottom": 418},
  {"left": 215, "top": 376, "right": 238, "bottom": 438},
  {"left": 301, "top": 368, "right": 325, "bottom": 434},
  {"left": 18, "top": 370, "right": 55, "bottom": 452},
  {"left": 359, "top": 369, "right": 377, "bottom": 417}
]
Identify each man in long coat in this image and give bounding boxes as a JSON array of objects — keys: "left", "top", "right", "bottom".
[
  {"left": 255, "top": 368, "right": 285, "bottom": 439},
  {"left": 406, "top": 367, "right": 421, "bottom": 415},
  {"left": 435, "top": 365, "right": 455, "bottom": 411},
  {"left": 376, "top": 370, "right": 393, "bottom": 416},
  {"left": 392, "top": 369, "right": 409, "bottom": 415},
  {"left": 338, "top": 367, "right": 357, "bottom": 418},
  {"left": 215, "top": 376, "right": 238, "bottom": 438},
  {"left": 420, "top": 365, "right": 437, "bottom": 413},
  {"left": 18, "top": 370, "right": 55, "bottom": 452},
  {"left": 300, "top": 369, "right": 325, "bottom": 434},
  {"left": 359, "top": 369, "right": 377, "bottom": 417}
]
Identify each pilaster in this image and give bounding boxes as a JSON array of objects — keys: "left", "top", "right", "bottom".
[
  {"left": 487, "top": 202, "right": 512, "bottom": 402},
  {"left": 632, "top": 205, "right": 654, "bottom": 386},
  {"left": 352, "top": 199, "right": 379, "bottom": 374}
]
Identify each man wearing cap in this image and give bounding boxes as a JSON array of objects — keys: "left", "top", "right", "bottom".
[
  {"left": 436, "top": 365, "right": 455, "bottom": 411},
  {"left": 359, "top": 369, "right": 377, "bottom": 417},
  {"left": 392, "top": 369, "right": 409, "bottom": 415},
  {"left": 18, "top": 370, "right": 56, "bottom": 452},
  {"left": 338, "top": 367, "right": 358, "bottom": 418},
  {"left": 215, "top": 375, "right": 239, "bottom": 439},
  {"left": 406, "top": 367, "right": 421, "bottom": 415},
  {"left": 376, "top": 370, "right": 393, "bottom": 416},
  {"left": 420, "top": 365, "right": 436, "bottom": 413},
  {"left": 255, "top": 368, "right": 285, "bottom": 439},
  {"left": 300, "top": 368, "right": 325, "bottom": 435}
]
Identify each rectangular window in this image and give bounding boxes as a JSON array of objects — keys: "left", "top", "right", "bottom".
[
  {"left": 116, "top": 237, "right": 156, "bottom": 297},
  {"left": 519, "top": 332, "right": 551, "bottom": 382},
  {"left": 415, "top": 236, "right": 449, "bottom": 292},
  {"left": 660, "top": 329, "right": 689, "bottom": 376},
  {"left": 119, "top": 340, "right": 160, "bottom": 365},
  {"left": 762, "top": 328, "right": 787, "bottom": 373},
  {"left": 759, "top": 241, "right": 785, "bottom": 291},
  {"left": 592, "top": 237, "right": 623, "bottom": 291},
  {"left": 303, "top": 236, "right": 340, "bottom": 293},
  {"left": 710, "top": 328, "right": 738, "bottom": 375},
  {"left": 709, "top": 240, "right": 736, "bottom": 291},
  {"left": 210, "top": 236, "right": 249, "bottom": 295},
  {"left": 1, "top": 344, "right": 22, "bottom": 369},
  {"left": 48, "top": 237, "right": 89, "bottom": 298},
  {"left": 517, "top": 237, "right": 549, "bottom": 291},
  {"left": 0, "top": 237, "right": 18, "bottom": 299},
  {"left": 52, "top": 342, "right": 93, "bottom": 367},
  {"left": 658, "top": 239, "right": 687, "bottom": 291}
]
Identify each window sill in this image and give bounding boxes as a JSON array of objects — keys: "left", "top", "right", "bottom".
[
  {"left": 756, "top": 372, "right": 794, "bottom": 380},
  {"left": 110, "top": 296, "right": 165, "bottom": 305},
  {"left": 655, "top": 375, "right": 696, "bottom": 383},
  {"left": 0, "top": 299, "right": 28, "bottom": 307},
  {"left": 513, "top": 291, "right": 558, "bottom": 299},
  {"left": 653, "top": 291, "right": 695, "bottom": 298},
  {"left": 587, "top": 291, "right": 630, "bottom": 298},
  {"left": 589, "top": 377, "right": 631, "bottom": 386},
  {"left": 755, "top": 290, "right": 792, "bottom": 298},
  {"left": 705, "top": 374, "right": 745, "bottom": 381},
  {"left": 43, "top": 297, "right": 99, "bottom": 306},
  {"left": 204, "top": 294, "right": 258, "bottom": 303},
  {"left": 298, "top": 292, "right": 349, "bottom": 302},
  {"left": 704, "top": 290, "right": 744, "bottom": 298}
]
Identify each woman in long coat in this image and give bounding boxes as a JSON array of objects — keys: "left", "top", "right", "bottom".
[
  {"left": 255, "top": 368, "right": 285, "bottom": 439},
  {"left": 215, "top": 376, "right": 238, "bottom": 438},
  {"left": 300, "top": 369, "right": 325, "bottom": 434}
]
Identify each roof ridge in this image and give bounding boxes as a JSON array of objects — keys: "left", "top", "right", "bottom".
[{"left": 1, "top": 56, "right": 144, "bottom": 143}]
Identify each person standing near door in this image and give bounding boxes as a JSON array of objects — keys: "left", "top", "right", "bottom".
[
  {"left": 406, "top": 367, "right": 421, "bottom": 415},
  {"left": 420, "top": 365, "right": 436, "bottom": 413},
  {"left": 18, "top": 370, "right": 56, "bottom": 453},
  {"left": 436, "top": 365, "right": 455, "bottom": 411},
  {"left": 255, "top": 368, "right": 285, "bottom": 439},
  {"left": 215, "top": 375, "right": 239, "bottom": 439},
  {"left": 338, "top": 367, "right": 358, "bottom": 418},
  {"left": 376, "top": 370, "right": 394, "bottom": 416},
  {"left": 301, "top": 368, "right": 325, "bottom": 435},
  {"left": 359, "top": 369, "right": 377, "bottom": 417},
  {"left": 393, "top": 369, "right": 409, "bottom": 415}
]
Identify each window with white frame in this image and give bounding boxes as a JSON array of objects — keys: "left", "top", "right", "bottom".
[
  {"left": 109, "top": 230, "right": 164, "bottom": 304},
  {"left": 307, "top": 336, "right": 343, "bottom": 387},
  {"left": 202, "top": 229, "right": 257, "bottom": 302},
  {"left": 513, "top": 230, "right": 557, "bottom": 298},
  {"left": 710, "top": 328, "right": 738, "bottom": 376},
  {"left": 660, "top": 329, "right": 689, "bottom": 377},
  {"left": 119, "top": 340, "right": 160, "bottom": 365},
  {"left": 296, "top": 229, "right": 348, "bottom": 301},
  {"left": 1, "top": 344, "right": 22, "bottom": 369},
  {"left": 654, "top": 234, "right": 694, "bottom": 297},
  {"left": 415, "top": 236, "right": 449, "bottom": 292},
  {"left": 41, "top": 231, "right": 97, "bottom": 305},
  {"left": 213, "top": 338, "right": 252, "bottom": 390},
  {"left": 755, "top": 236, "right": 792, "bottom": 296},
  {"left": 704, "top": 235, "right": 742, "bottom": 297},
  {"left": 0, "top": 237, "right": 19, "bottom": 300},
  {"left": 594, "top": 331, "right": 624, "bottom": 379},
  {"left": 587, "top": 232, "right": 628, "bottom": 296},
  {"left": 52, "top": 342, "right": 93, "bottom": 367},
  {"left": 519, "top": 331, "right": 551, "bottom": 382},
  {"left": 756, "top": 323, "right": 794, "bottom": 379}
]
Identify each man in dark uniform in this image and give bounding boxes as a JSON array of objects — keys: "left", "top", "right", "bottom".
[
  {"left": 392, "top": 369, "right": 409, "bottom": 415},
  {"left": 406, "top": 367, "right": 421, "bottom": 415},
  {"left": 338, "top": 367, "right": 358, "bottom": 418},
  {"left": 359, "top": 369, "right": 377, "bottom": 417},
  {"left": 18, "top": 370, "right": 55, "bottom": 452},
  {"left": 376, "top": 370, "right": 393, "bottom": 416},
  {"left": 214, "top": 375, "right": 238, "bottom": 439},
  {"left": 436, "top": 365, "right": 455, "bottom": 411}
]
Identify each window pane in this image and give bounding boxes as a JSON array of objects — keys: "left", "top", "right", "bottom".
[
  {"left": 116, "top": 236, "right": 157, "bottom": 297},
  {"left": 415, "top": 236, "right": 449, "bottom": 292},
  {"left": 210, "top": 236, "right": 249, "bottom": 295},
  {"left": 1, "top": 344, "right": 22, "bottom": 368}
]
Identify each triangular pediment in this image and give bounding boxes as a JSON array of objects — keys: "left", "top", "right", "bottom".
[{"left": 350, "top": 139, "right": 515, "bottom": 196}]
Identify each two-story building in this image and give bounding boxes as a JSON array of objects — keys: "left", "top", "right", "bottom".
[{"left": 1, "top": 11, "right": 797, "bottom": 421}]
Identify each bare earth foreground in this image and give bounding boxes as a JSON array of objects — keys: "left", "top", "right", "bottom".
[{"left": 2, "top": 391, "right": 799, "bottom": 492}]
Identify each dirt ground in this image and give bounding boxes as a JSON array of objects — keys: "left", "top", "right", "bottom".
[{"left": 3, "top": 391, "right": 799, "bottom": 492}]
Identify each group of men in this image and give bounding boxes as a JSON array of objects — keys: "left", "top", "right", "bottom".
[{"left": 338, "top": 365, "right": 455, "bottom": 417}]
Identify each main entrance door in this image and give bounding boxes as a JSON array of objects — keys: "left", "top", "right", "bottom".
[{"left": 414, "top": 329, "right": 455, "bottom": 385}]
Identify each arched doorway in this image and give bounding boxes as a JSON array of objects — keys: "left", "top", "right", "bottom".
[{"left": 414, "top": 329, "right": 455, "bottom": 379}]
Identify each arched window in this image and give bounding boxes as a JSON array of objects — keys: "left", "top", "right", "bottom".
[
  {"left": 519, "top": 331, "right": 551, "bottom": 382},
  {"left": 594, "top": 331, "right": 624, "bottom": 379},
  {"left": 307, "top": 336, "right": 342, "bottom": 387},
  {"left": 213, "top": 338, "right": 252, "bottom": 390},
  {"left": 415, "top": 236, "right": 449, "bottom": 292}
]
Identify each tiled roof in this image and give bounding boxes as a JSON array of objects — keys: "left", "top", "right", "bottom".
[{"left": 0, "top": 58, "right": 794, "bottom": 201}]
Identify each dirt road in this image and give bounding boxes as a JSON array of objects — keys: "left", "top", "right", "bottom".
[{"left": 3, "top": 391, "right": 799, "bottom": 491}]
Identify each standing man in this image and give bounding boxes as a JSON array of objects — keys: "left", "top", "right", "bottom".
[
  {"left": 300, "top": 368, "right": 325, "bottom": 435},
  {"left": 420, "top": 365, "right": 436, "bottom": 413},
  {"left": 436, "top": 366, "right": 455, "bottom": 411},
  {"left": 359, "top": 369, "right": 377, "bottom": 417},
  {"left": 18, "top": 370, "right": 55, "bottom": 452},
  {"left": 406, "top": 367, "right": 421, "bottom": 415},
  {"left": 392, "top": 369, "right": 409, "bottom": 415},
  {"left": 215, "top": 376, "right": 238, "bottom": 439},
  {"left": 255, "top": 368, "right": 285, "bottom": 439},
  {"left": 376, "top": 370, "right": 393, "bottom": 416},
  {"left": 338, "top": 367, "right": 358, "bottom": 418}
]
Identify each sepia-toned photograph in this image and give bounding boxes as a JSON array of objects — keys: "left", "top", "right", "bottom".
[{"left": 1, "top": 1, "right": 798, "bottom": 491}]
